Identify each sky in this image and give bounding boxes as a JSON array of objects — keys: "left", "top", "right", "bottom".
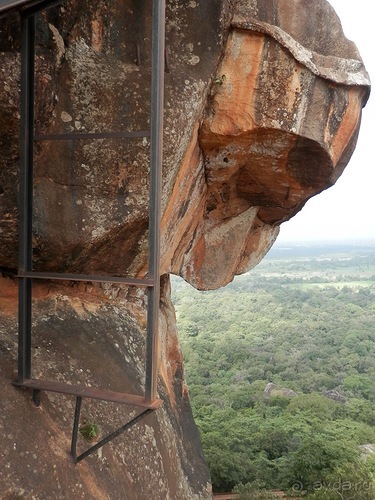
[{"left": 278, "top": 0, "right": 374, "bottom": 243}]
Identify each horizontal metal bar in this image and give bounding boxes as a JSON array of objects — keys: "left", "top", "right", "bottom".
[
  {"left": 21, "top": 0, "right": 66, "bottom": 17},
  {"left": 0, "top": 0, "right": 64, "bottom": 17},
  {"left": 13, "top": 379, "right": 163, "bottom": 409},
  {"left": 0, "top": 0, "right": 31, "bottom": 15},
  {"left": 0, "top": 0, "right": 25, "bottom": 12},
  {"left": 34, "top": 131, "right": 150, "bottom": 141},
  {"left": 0, "top": 8, "right": 17, "bottom": 18},
  {"left": 17, "top": 271, "right": 154, "bottom": 287},
  {"left": 74, "top": 408, "right": 154, "bottom": 463}
]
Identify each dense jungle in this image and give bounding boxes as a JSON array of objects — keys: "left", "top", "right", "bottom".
[{"left": 172, "top": 242, "right": 375, "bottom": 499}]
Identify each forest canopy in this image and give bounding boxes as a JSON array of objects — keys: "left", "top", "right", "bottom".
[{"left": 172, "top": 243, "right": 375, "bottom": 497}]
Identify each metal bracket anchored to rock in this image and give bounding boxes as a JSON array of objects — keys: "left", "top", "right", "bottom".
[
  {"left": 1, "top": 0, "right": 166, "bottom": 462},
  {"left": 13, "top": 379, "right": 163, "bottom": 463},
  {"left": 71, "top": 398, "right": 156, "bottom": 464}
]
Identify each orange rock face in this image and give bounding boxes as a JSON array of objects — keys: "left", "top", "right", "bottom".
[{"left": 161, "top": 1, "right": 369, "bottom": 290}]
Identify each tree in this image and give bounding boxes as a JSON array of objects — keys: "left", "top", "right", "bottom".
[
  {"left": 308, "top": 461, "right": 374, "bottom": 499},
  {"left": 282, "top": 435, "right": 358, "bottom": 493}
]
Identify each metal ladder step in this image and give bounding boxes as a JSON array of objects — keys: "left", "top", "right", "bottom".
[{"left": 13, "top": 379, "right": 163, "bottom": 409}]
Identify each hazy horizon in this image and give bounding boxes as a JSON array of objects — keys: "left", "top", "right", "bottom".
[
  {"left": 277, "top": 0, "right": 374, "bottom": 245},
  {"left": 274, "top": 237, "right": 375, "bottom": 246}
]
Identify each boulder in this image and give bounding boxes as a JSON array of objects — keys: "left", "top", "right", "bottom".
[
  {"left": 322, "top": 389, "right": 347, "bottom": 404},
  {"left": 264, "top": 383, "right": 298, "bottom": 398}
]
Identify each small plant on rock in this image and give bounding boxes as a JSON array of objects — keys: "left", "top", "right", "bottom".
[{"left": 79, "top": 422, "right": 100, "bottom": 442}]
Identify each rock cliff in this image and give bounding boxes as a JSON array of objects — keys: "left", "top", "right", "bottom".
[{"left": 0, "top": 0, "right": 370, "bottom": 498}]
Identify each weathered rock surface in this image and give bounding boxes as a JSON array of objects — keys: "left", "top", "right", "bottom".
[
  {"left": 0, "top": 276, "right": 210, "bottom": 499},
  {"left": 359, "top": 444, "right": 375, "bottom": 460},
  {"left": 264, "top": 383, "right": 298, "bottom": 398},
  {"left": 322, "top": 389, "right": 347, "bottom": 404},
  {"left": 0, "top": 0, "right": 370, "bottom": 498}
]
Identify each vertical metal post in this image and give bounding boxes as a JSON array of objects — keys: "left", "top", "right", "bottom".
[
  {"left": 145, "top": 0, "right": 165, "bottom": 404},
  {"left": 71, "top": 396, "right": 82, "bottom": 462},
  {"left": 32, "top": 389, "right": 41, "bottom": 407},
  {"left": 18, "top": 13, "right": 35, "bottom": 383}
]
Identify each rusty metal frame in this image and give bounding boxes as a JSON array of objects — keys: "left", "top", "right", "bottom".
[{"left": 8, "top": 0, "right": 165, "bottom": 462}]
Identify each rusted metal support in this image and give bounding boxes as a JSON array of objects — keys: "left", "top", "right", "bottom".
[
  {"left": 10, "top": 0, "right": 166, "bottom": 462},
  {"left": 33, "top": 130, "right": 150, "bottom": 141},
  {"left": 145, "top": 0, "right": 165, "bottom": 404},
  {"left": 13, "top": 378, "right": 163, "bottom": 408},
  {"left": 21, "top": 0, "right": 64, "bottom": 16},
  {"left": 32, "top": 388, "right": 41, "bottom": 407},
  {"left": 71, "top": 396, "right": 82, "bottom": 462},
  {"left": 18, "top": 12, "right": 35, "bottom": 383},
  {"left": 71, "top": 397, "right": 154, "bottom": 464},
  {"left": 0, "top": 0, "right": 65, "bottom": 18}
]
